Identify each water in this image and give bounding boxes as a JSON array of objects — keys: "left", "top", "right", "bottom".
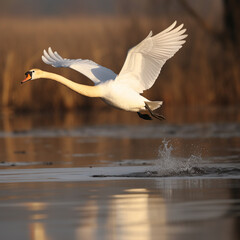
[{"left": 0, "top": 106, "right": 240, "bottom": 240}]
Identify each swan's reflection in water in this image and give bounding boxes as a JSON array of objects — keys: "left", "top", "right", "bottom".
[
  {"left": 29, "top": 222, "right": 49, "bottom": 240},
  {"left": 22, "top": 202, "right": 50, "bottom": 240},
  {"left": 75, "top": 199, "right": 99, "bottom": 240},
  {"left": 108, "top": 188, "right": 166, "bottom": 240},
  {"left": 0, "top": 179, "right": 239, "bottom": 240},
  {"left": 75, "top": 188, "right": 167, "bottom": 240}
]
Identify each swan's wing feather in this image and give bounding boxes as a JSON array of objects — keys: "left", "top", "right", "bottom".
[
  {"left": 42, "top": 47, "right": 117, "bottom": 84},
  {"left": 115, "top": 21, "right": 187, "bottom": 93}
]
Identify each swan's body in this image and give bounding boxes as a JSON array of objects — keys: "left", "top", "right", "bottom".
[{"left": 22, "top": 21, "right": 187, "bottom": 120}]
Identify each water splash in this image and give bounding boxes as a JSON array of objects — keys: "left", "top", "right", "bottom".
[{"left": 154, "top": 140, "right": 202, "bottom": 176}]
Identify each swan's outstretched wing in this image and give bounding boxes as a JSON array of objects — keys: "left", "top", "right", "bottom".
[
  {"left": 115, "top": 21, "right": 187, "bottom": 93},
  {"left": 42, "top": 47, "right": 117, "bottom": 84}
]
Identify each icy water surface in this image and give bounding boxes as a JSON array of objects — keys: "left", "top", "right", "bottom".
[{"left": 0, "top": 106, "right": 240, "bottom": 240}]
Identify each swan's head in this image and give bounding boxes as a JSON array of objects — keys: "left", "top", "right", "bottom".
[{"left": 21, "top": 69, "right": 43, "bottom": 84}]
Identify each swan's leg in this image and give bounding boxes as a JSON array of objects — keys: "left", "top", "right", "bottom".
[
  {"left": 137, "top": 112, "right": 152, "bottom": 120},
  {"left": 145, "top": 103, "right": 165, "bottom": 120}
]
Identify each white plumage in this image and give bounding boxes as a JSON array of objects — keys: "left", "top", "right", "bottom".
[
  {"left": 23, "top": 21, "right": 187, "bottom": 120},
  {"left": 42, "top": 48, "right": 117, "bottom": 84}
]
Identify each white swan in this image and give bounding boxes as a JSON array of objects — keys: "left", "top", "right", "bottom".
[{"left": 22, "top": 21, "right": 187, "bottom": 120}]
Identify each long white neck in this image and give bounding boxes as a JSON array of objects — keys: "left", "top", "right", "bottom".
[{"left": 40, "top": 71, "right": 102, "bottom": 98}]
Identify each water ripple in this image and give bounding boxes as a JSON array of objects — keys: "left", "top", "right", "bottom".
[{"left": 0, "top": 123, "right": 240, "bottom": 139}]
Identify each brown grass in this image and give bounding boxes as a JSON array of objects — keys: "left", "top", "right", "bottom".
[{"left": 0, "top": 16, "right": 239, "bottom": 112}]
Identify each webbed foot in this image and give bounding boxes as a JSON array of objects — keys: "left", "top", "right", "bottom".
[
  {"left": 145, "top": 103, "right": 165, "bottom": 120},
  {"left": 137, "top": 112, "right": 152, "bottom": 120}
]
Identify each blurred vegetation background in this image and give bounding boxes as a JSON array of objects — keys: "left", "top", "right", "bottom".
[{"left": 0, "top": 0, "right": 239, "bottom": 113}]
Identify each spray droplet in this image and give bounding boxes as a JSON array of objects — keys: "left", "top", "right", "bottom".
[{"left": 154, "top": 140, "right": 201, "bottom": 176}]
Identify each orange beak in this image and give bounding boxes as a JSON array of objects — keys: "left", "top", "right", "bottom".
[{"left": 21, "top": 73, "right": 32, "bottom": 84}]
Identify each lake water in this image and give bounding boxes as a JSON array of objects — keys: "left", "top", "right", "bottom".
[{"left": 0, "top": 106, "right": 240, "bottom": 240}]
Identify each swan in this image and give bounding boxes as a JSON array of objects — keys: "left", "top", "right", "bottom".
[{"left": 22, "top": 21, "right": 187, "bottom": 120}]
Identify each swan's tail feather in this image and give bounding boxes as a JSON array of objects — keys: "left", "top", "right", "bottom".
[{"left": 146, "top": 101, "right": 163, "bottom": 111}]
